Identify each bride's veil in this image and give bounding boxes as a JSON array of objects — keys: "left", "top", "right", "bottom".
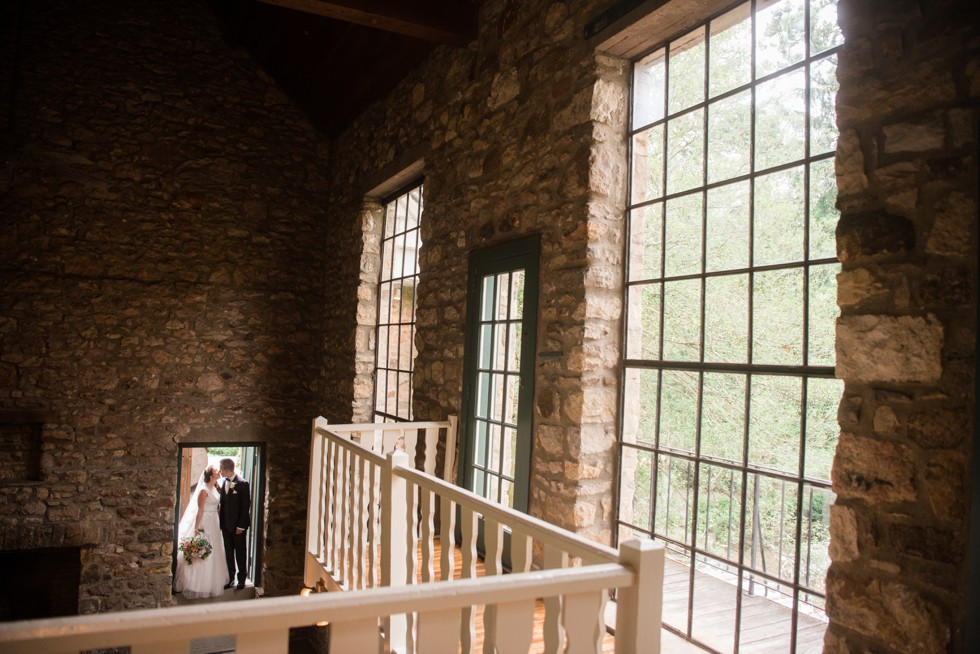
[{"left": 177, "top": 468, "right": 209, "bottom": 540}]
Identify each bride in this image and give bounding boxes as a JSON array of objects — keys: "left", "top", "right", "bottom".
[{"left": 174, "top": 465, "right": 229, "bottom": 598}]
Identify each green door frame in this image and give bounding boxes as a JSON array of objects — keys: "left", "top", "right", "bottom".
[{"left": 458, "top": 234, "right": 540, "bottom": 514}]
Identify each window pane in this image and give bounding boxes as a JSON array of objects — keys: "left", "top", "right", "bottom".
[
  {"left": 496, "top": 273, "right": 510, "bottom": 320},
  {"left": 745, "top": 475, "right": 799, "bottom": 585},
  {"left": 809, "top": 158, "right": 838, "bottom": 259},
  {"left": 805, "top": 377, "right": 841, "bottom": 481},
  {"left": 491, "top": 373, "right": 505, "bottom": 422},
  {"left": 623, "top": 368, "right": 659, "bottom": 447},
  {"left": 476, "top": 372, "right": 491, "bottom": 419},
  {"left": 755, "top": 68, "right": 806, "bottom": 170},
  {"left": 668, "top": 26, "right": 706, "bottom": 114},
  {"left": 695, "top": 463, "right": 744, "bottom": 565},
  {"left": 660, "top": 370, "right": 698, "bottom": 452},
  {"left": 656, "top": 454, "right": 694, "bottom": 544},
  {"left": 707, "top": 89, "right": 751, "bottom": 183},
  {"left": 620, "top": 446, "right": 654, "bottom": 530},
  {"left": 666, "top": 108, "right": 705, "bottom": 194},
  {"left": 706, "top": 181, "right": 750, "bottom": 272},
  {"left": 493, "top": 323, "right": 507, "bottom": 370},
  {"left": 808, "top": 263, "right": 839, "bottom": 366},
  {"left": 631, "top": 125, "right": 665, "bottom": 203},
  {"left": 479, "top": 324, "right": 493, "bottom": 369},
  {"left": 507, "top": 323, "right": 522, "bottom": 372},
  {"left": 504, "top": 373, "right": 520, "bottom": 425},
  {"left": 663, "top": 278, "right": 701, "bottom": 361},
  {"left": 704, "top": 274, "right": 748, "bottom": 364},
  {"left": 810, "top": 0, "right": 843, "bottom": 54},
  {"left": 626, "top": 283, "right": 661, "bottom": 360},
  {"left": 701, "top": 372, "right": 746, "bottom": 462},
  {"left": 756, "top": 0, "right": 806, "bottom": 78},
  {"left": 754, "top": 166, "right": 805, "bottom": 266},
  {"left": 708, "top": 3, "right": 752, "bottom": 98},
  {"left": 628, "top": 203, "right": 664, "bottom": 281},
  {"left": 634, "top": 48, "right": 666, "bottom": 127},
  {"left": 488, "top": 423, "right": 501, "bottom": 470},
  {"left": 748, "top": 375, "right": 802, "bottom": 473},
  {"left": 510, "top": 270, "right": 525, "bottom": 319},
  {"left": 502, "top": 426, "right": 517, "bottom": 477},
  {"left": 753, "top": 268, "right": 804, "bottom": 365},
  {"left": 798, "top": 485, "right": 833, "bottom": 597},
  {"left": 810, "top": 54, "right": 839, "bottom": 156},
  {"left": 480, "top": 275, "right": 495, "bottom": 321},
  {"left": 664, "top": 192, "right": 703, "bottom": 277}
]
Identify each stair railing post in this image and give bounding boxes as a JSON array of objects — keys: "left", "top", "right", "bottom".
[
  {"left": 382, "top": 450, "right": 411, "bottom": 653},
  {"left": 615, "top": 538, "right": 664, "bottom": 654}
]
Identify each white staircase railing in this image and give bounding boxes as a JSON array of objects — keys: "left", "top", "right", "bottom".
[
  {"left": 0, "top": 416, "right": 664, "bottom": 654},
  {"left": 304, "top": 417, "right": 665, "bottom": 653}
]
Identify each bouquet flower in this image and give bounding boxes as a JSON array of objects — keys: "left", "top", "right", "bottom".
[{"left": 179, "top": 532, "right": 213, "bottom": 564}]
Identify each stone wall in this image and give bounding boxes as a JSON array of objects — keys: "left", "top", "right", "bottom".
[
  {"left": 828, "top": 1, "right": 978, "bottom": 651},
  {"left": 319, "top": 0, "right": 626, "bottom": 542},
  {"left": 0, "top": 0, "right": 328, "bottom": 609}
]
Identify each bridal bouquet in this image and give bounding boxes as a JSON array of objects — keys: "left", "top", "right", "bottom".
[{"left": 179, "top": 532, "right": 213, "bottom": 564}]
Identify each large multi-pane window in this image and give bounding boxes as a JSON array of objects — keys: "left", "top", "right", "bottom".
[
  {"left": 373, "top": 182, "right": 423, "bottom": 422},
  {"left": 618, "top": 0, "right": 842, "bottom": 652}
]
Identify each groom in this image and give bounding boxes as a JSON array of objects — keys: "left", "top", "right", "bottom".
[{"left": 218, "top": 458, "right": 251, "bottom": 590}]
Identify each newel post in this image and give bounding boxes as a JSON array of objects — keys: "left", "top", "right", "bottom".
[
  {"left": 615, "top": 538, "right": 665, "bottom": 654},
  {"left": 382, "top": 450, "right": 411, "bottom": 652}
]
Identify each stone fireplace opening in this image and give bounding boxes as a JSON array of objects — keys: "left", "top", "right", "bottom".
[{"left": 0, "top": 547, "right": 82, "bottom": 621}]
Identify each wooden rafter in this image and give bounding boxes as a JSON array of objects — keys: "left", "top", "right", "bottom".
[{"left": 255, "top": 0, "right": 476, "bottom": 47}]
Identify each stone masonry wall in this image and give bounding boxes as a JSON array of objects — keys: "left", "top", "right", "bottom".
[
  {"left": 0, "top": 0, "right": 328, "bottom": 609},
  {"left": 319, "top": 0, "right": 627, "bottom": 542},
  {"left": 828, "top": 1, "right": 978, "bottom": 651}
]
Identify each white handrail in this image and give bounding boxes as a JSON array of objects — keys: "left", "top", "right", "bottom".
[
  {"left": 0, "top": 565, "right": 632, "bottom": 654},
  {"left": 396, "top": 460, "right": 618, "bottom": 564}
]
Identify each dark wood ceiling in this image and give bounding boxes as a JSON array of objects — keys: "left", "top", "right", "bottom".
[{"left": 206, "top": 0, "right": 478, "bottom": 138}]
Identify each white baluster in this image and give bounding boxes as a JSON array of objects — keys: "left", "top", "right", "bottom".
[
  {"left": 439, "top": 497, "right": 456, "bottom": 582},
  {"left": 542, "top": 545, "right": 569, "bottom": 654},
  {"left": 332, "top": 618, "right": 382, "bottom": 653},
  {"left": 482, "top": 518, "right": 504, "bottom": 654},
  {"left": 382, "top": 451, "right": 411, "bottom": 653},
  {"left": 493, "top": 599, "right": 535, "bottom": 653},
  {"left": 458, "top": 506, "right": 478, "bottom": 654},
  {"left": 562, "top": 591, "right": 604, "bottom": 654},
  {"left": 416, "top": 608, "right": 460, "bottom": 654},
  {"left": 420, "top": 489, "right": 436, "bottom": 583}
]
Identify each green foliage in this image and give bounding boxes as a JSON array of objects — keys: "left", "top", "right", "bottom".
[{"left": 208, "top": 446, "right": 240, "bottom": 457}]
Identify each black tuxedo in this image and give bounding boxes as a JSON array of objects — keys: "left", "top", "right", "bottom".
[{"left": 219, "top": 473, "right": 251, "bottom": 586}]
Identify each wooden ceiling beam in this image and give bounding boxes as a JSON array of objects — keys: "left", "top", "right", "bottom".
[{"left": 255, "top": 0, "right": 476, "bottom": 47}]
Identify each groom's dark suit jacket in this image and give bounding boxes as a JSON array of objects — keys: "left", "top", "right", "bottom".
[{"left": 219, "top": 474, "right": 251, "bottom": 534}]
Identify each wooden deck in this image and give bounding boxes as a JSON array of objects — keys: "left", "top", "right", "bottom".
[
  {"left": 661, "top": 556, "right": 828, "bottom": 653},
  {"left": 426, "top": 540, "right": 825, "bottom": 654}
]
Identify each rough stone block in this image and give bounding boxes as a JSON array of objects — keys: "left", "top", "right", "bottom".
[
  {"left": 922, "top": 451, "right": 968, "bottom": 525},
  {"left": 926, "top": 192, "right": 975, "bottom": 258},
  {"left": 908, "top": 406, "right": 970, "bottom": 449},
  {"left": 882, "top": 113, "right": 946, "bottom": 153},
  {"left": 829, "top": 504, "right": 859, "bottom": 562},
  {"left": 836, "top": 314, "right": 943, "bottom": 383},
  {"left": 832, "top": 432, "right": 916, "bottom": 504},
  {"left": 836, "top": 210, "right": 915, "bottom": 263},
  {"left": 826, "top": 571, "right": 949, "bottom": 653}
]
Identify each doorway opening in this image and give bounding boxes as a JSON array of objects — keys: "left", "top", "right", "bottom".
[{"left": 173, "top": 443, "right": 265, "bottom": 592}]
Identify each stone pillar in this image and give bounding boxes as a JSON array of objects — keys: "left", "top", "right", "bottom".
[{"left": 827, "top": 1, "right": 978, "bottom": 651}]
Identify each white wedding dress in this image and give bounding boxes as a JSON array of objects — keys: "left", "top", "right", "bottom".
[{"left": 174, "top": 486, "right": 229, "bottom": 599}]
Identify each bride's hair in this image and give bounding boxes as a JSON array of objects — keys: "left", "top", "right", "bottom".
[{"left": 203, "top": 466, "right": 216, "bottom": 483}]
